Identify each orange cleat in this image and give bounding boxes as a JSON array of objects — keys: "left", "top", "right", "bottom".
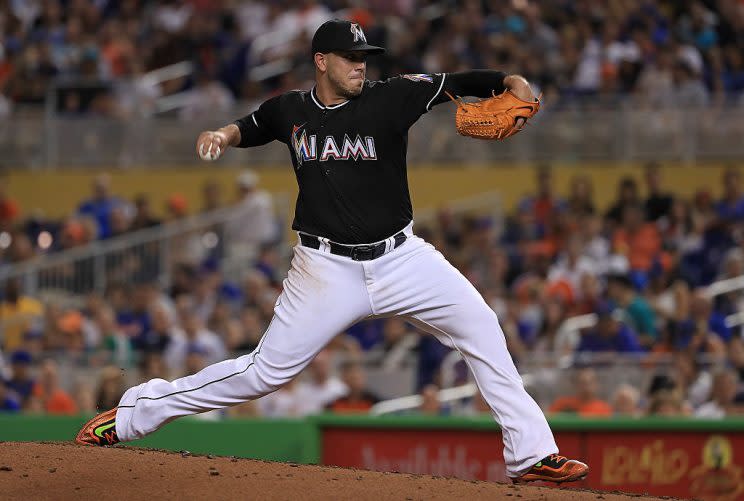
[
  {"left": 75, "top": 407, "right": 120, "bottom": 447},
  {"left": 512, "top": 454, "right": 588, "bottom": 484}
]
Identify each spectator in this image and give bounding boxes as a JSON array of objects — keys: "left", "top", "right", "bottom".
[
  {"left": 418, "top": 384, "right": 445, "bottom": 416},
  {"left": 165, "top": 193, "right": 189, "bottom": 220},
  {"left": 5, "top": 350, "right": 35, "bottom": 408},
  {"left": 328, "top": 361, "right": 380, "bottom": 414},
  {"left": 224, "top": 170, "right": 277, "bottom": 262},
  {"left": 547, "top": 234, "right": 599, "bottom": 299},
  {"left": 4, "top": 233, "right": 36, "bottom": 263},
  {"left": 612, "top": 202, "right": 663, "bottom": 273},
  {"left": 367, "top": 318, "right": 418, "bottom": 370},
  {"left": 257, "top": 378, "right": 304, "bottom": 418},
  {"left": 671, "top": 59, "right": 709, "bottom": 106},
  {"left": 606, "top": 274, "right": 658, "bottom": 349},
  {"left": 135, "top": 305, "right": 173, "bottom": 353},
  {"left": 130, "top": 194, "right": 161, "bottom": 231},
  {"left": 179, "top": 70, "right": 235, "bottom": 120},
  {"left": 30, "top": 359, "right": 77, "bottom": 415},
  {"left": 647, "top": 390, "right": 690, "bottom": 416},
  {"left": 236, "top": 306, "right": 265, "bottom": 352},
  {"left": 0, "top": 278, "right": 44, "bottom": 351},
  {"left": 576, "top": 302, "right": 644, "bottom": 354},
  {"left": 201, "top": 179, "right": 223, "bottom": 213},
  {"left": 672, "top": 352, "right": 712, "bottom": 408},
  {"left": 549, "top": 368, "right": 613, "bottom": 417},
  {"left": 579, "top": 214, "right": 610, "bottom": 273},
  {"left": 730, "top": 334, "right": 744, "bottom": 385},
  {"left": 518, "top": 164, "right": 565, "bottom": 233},
  {"left": 0, "top": 178, "right": 20, "bottom": 230},
  {"left": 164, "top": 308, "right": 226, "bottom": 372},
  {"left": 459, "top": 390, "right": 492, "bottom": 417},
  {"left": 672, "top": 290, "right": 730, "bottom": 356},
  {"left": 95, "top": 366, "right": 125, "bottom": 412},
  {"left": 715, "top": 167, "right": 744, "bottom": 223},
  {"left": 643, "top": 162, "right": 674, "bottom": 222},
  {"left": 77, "top": 174, "right": 128, "bottom": 239},
  {"left": 139, "top": 351, "right": 169, "bottom": 383},
  {"left": 73, "top": 380, "right": 97, "bottom": 414},
  {"left": 0, "top": 381, "right": 20, "bottom": 412},
  {"left": 695, "top": 369, "right": 741, "bottom": 418},
  {"left": 293, "top": 349, "right": 348, "bottom": 416},
  {"left": 611, "top": 384, "right": 641, "bottom": 417},
  {"left": 605, "top": 177, "right": 642, "bottom": 228},
  {"left": 93, "top": 304, "right": 134, "bottom": 368},
  {"left": 566, "top": 174, "right": 595, "bottom": 218}
]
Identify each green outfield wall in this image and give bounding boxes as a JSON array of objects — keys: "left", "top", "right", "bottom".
[{"left": 0, "top": 415, "right": 319, "bottom": 464}]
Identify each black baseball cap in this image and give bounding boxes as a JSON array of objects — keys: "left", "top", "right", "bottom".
[{"left": 311, "top": 19, "right": 385, "bottom": 56}]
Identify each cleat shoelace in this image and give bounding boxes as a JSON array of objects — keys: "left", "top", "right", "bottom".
[{"left": 548, "top": 454, "right": 567, "bottom": 464}]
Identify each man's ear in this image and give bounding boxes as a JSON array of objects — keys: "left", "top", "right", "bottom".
[{"left": 314, "top": 52, "right": 327, "bottom": 72}]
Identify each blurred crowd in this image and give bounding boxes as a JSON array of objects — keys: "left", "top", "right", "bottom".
[
  {"left": 0, "top": 169, "right": 278, "bottom": 269},
  {"left": 1, "top": 0, "right": 744, "bottom": 119},
  {"left": 3, "top": 161, "right": 744, "bottom": 419}
]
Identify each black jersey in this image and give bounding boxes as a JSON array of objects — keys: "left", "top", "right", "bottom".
[{"left": 234, "top": 73, "right": 448, "bottom": 245}]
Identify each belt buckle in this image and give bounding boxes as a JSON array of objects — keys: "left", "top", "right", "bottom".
[{"left": 350, "top": 244, "right": 375, "bottom": 261}]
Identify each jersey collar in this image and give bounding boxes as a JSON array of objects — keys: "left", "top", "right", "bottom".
[{"left": 310, "top": 87, "right": 350, "bottom": 110}]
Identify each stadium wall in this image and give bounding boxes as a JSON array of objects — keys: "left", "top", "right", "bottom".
[
  {"left": 3, "top": 415, "right": 743, "bottom": 498},
  {"left": 7, "top": 163, "right": 738, "bottom": 220},
  {"left": 0, "top": 415, "right": 319, "bottom": 464}
]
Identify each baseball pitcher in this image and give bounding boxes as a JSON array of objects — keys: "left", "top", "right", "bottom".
[{"left": 77, "top": 19, "right": 587, "bottom": 484}]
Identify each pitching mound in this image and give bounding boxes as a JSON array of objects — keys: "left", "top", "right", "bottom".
[{"left": 0, "top": 442, "right": 665, "bottom": 500}]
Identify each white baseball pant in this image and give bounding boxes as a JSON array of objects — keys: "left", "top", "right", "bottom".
[{"left": 115, "top": 223, "right": 558, "bottom": 476}]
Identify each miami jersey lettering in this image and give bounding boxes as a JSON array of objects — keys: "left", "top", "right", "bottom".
[{"left": 291, "top": 124, "right": 377, "bottom": 164}]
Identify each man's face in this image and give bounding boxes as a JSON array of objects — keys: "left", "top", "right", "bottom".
[{"left": 324, "top": 51, "right": 367, "bottom": 98}]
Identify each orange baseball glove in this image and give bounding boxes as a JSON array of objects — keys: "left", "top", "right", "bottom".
[{"left": 446, "top": 90, "right": 541, "bottom": 140}]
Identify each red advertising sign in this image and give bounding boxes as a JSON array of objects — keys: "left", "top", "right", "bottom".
[
  {"left": 586, "top": 432, "right": 744, "bottom": 500},
  {"left": 322, "top": 428, "right": 582, "bottom": 484},
  {"left": 321, "top": 427, "right": 744, "bottom": 499}
]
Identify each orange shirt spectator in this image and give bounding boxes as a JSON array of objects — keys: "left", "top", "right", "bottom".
[
  {"left": 612, "top": 204, "right": 661, "bottom": 271},
  {"left": 549, "top": 396, "right": 613, "bottom": 417},
  {"left": 328, "top": 392, "right": 379, "bottom": 414},
  {"left": 0, "top": 197, "right": 19, "bottom": 224},
  {"left": 31, "top": 359, "right": 78, "bottom": 415},
  {"left": 32, "top": 383, "right": 78, "bottom": 415},
  {"left": 548, "top": 367, "right": 613, "bottom": 417}
]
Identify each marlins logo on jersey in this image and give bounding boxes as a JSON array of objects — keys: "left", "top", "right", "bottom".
[
  {"left": 291, "top": 123, "right": 315, "bottom": 167},
  {"left": 291, "top": 124, "right": 377, "bottom": 164}
]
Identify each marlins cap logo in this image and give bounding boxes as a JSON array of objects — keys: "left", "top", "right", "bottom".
[{"left": 350, "top": 23, "right": 367, "bottom": 43}]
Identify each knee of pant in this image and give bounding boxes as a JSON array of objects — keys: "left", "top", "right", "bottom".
[{"left": 251, "top": 354, "right": 297, "bottom": 392}]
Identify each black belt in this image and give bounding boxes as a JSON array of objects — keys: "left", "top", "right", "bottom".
[{"left": 299, "top": 231, "right": 407, "bottom": 261}]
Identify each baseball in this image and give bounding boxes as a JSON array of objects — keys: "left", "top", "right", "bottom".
[{"left": 199, "top": 141, "right": 221, "bottom": 161}]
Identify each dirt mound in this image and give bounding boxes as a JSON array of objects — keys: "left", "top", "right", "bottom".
[{"left": 0, "top": 442, "right": 665, "bottom": 500}]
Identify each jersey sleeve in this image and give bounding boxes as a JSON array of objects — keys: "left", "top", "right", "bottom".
[
  {"left": 379, "top": 73, "right": 447, "bottom": 130},
  {"left": 233, "top": 95, "right": 282, "bottom": 147}
]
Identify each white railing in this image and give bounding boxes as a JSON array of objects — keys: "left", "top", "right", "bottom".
[
  {"left": 6, "top": 107, "right": 744, "bottom": 168},
  {"left": 370, "top": 382, "right": 478, "bottom": 416},
  {"left": 0, "top": 198, "right": 290, "bottom": 298}
]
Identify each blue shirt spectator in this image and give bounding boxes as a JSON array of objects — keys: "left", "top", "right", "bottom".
[
  {"left": 77, "top": 174, "right": 127, "bottom": 239},
  {"left": 577, "top": 303, "right": 644, "bottom": 353},
  {"left": 0, "top": 378, "right": 21, "bottom": 412},
  {"left": 6, "top": 350, "right": 35, "bottom": 406},
  {"left": 673, "top": 313, "right": 732, "bottom": 350},
  {"left": 716, "top": 168, "right": 744, "bottom": 222}
]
